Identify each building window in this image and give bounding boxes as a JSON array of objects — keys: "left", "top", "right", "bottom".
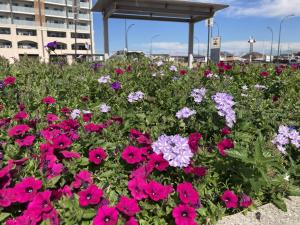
[
  {"left": 17, "top": 29, "right": 36, "bottom": 36},
  {"left": 0, "top": 39, "right": 12, "bottom": 48},
  {"left": 0, "top": 28, "right": 10, "bottom": 35},
  {"left": 18, "top": 41, "right": 38, "bottom": 49},
  {"left": 72, "top": 43, "right": 87, "bottom": 50},
  {"left": 47, "top": 31, "right": 66, "bottom": 38},
  {"left": 71, "top": 32, "right": 90, "bottom": 39}
]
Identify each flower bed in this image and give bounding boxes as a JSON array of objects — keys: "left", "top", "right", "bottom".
[{"left": 0, "top": 57, "right": 299, "bottom": 225}]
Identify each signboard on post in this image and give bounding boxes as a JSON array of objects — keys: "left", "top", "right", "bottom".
[
  {"left": 205, "top": 18, "right": 214, "bottom": 27},
  {"left": 211, "top": 36, "right": 221, "bottom": 63}
]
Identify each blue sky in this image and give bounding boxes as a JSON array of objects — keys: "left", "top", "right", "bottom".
[{"left": 92, "top": 0, "right": 300, "bottom": 56}]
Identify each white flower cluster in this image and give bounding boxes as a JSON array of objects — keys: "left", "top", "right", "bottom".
[
  {"left": 100, "top": 103, "right": 111, "bottom": 113},
  {"left": 97, "top": 75, "right": 111, "bottom": 84},
  {"left": 128, "top": 91, "right": 145, "bottom": 103},
  {"left": 272, "top": 125, "right": 300, "bottom": 154},
  {"left": 191, "top": 87, "right": 206, "bottom": 104},
  {"left": 152, "top": 134, "right": 193, "bottom": 168},
  {"left": 176, "top": 107, "right": 196, "bottom": 119}
]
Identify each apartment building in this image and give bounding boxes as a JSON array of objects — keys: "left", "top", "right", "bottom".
[{"left": 0, "top": 0, "right": 93, "bottom": 63}]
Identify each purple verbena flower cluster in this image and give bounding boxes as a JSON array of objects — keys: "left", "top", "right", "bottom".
[
  {"left": 176, "top": 107, "right": 196, "bottom": 119},
  {"left": 212, "top": 92, "right": 236, "bottom": 128},
  {"left": 152, "top": 134, "right": 193, "bottom": 168},
  {"left": 191, "top": 88, "right": 206, "bottom": 104},
  {"left": 272, "top": 125, "right": 300, "bottom": 154},
  {"left": 128, "top": 91, "right": 145, "bottom": 103}
]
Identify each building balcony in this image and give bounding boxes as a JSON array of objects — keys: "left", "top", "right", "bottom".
[
  {"left": 13, "top": 19, "right": 35, "bottom": 26},
  {"left": 0, "top": 18, "right": 11, "bottom": 24},
  {"left": 45, "top": 9, "right": 66, "bottom": 17},
  {"left": 67, "top": 1, "right": 89, "bottom": 9},
  {"left": 46, "top": 22, "right": 66, "bottom": 29},
  {"left": 12, "top": 6, "right": 35, "bottom": 14},
  {"left": 0, "top": 4, "right": 10, "bottom": 11},
  {"left": 67, "top": 12, "right": 90, "bottom": 20},
  {"left": 45, "top": 0, "right": 65, "bottom": 5}
]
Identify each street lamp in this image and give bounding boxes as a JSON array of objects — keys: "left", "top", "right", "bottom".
[
  {"left": 267, "top": 26, "right": 273, "bottom": 62},
  {"left": 277, "top": 14, "right": 294, "bottom": 60},
  {"left": 214, "top": 21, "right": 220, "bottom": 37},
  {"left": 194, "top": 36, "right": 200, "bottom": 57},
  {"left": 125, "top": 19, "right": 135, "bottom": 51},
  {"left": 150, "top": 34, "right": 160, "bottom": 56}
]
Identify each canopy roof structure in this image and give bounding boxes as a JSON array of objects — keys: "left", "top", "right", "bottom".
[{"left": 92, "top": 0, "right": 229, "bottom": 67}]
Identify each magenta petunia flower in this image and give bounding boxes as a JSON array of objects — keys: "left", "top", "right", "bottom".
[
  {"left": 93, "top": 205, "right": 119, "bottom": 225},
  {"left": 14, "top": 177, "right": 43, "bottom": 203},
  {"left": 13, "top": 111, "right": 28, "bottom": 121},
  {"left": 221, "top": 190, "right": 238, "bottom": 209},
  {"left": 147, "top": 153, "right": 169, "bottom": 171},
  {"left": 114, "top": 68, "right": 124, "bottom": 75},
  {"left": 177, "top": 182, "right": 199, "bottom": 206},
  {"left": 128, "top": 178, "right": 148, "bottom": 200},
  {"left": 188, "top": 132, "right": 202, "bottom": 153},
  {"left": 46, "top": 114, "right": 59, "bottom": 123},
  {"left": 116, "top": 196, "right": 140, "bottom": 217},
  {"left": 221, "top": 127, "right": 231, "bottom": 136},
  {"left": 60, "top": 150, "right": 81, "bottom": 159},
  {"left": 5, "top": 214, "right": 37, "bottom": 225},
  {"left": 260, "top": 71, "right": 269, "bottom": 77},
  {"left": 78, "top": 184, "right": 103, "bottom": 207},
  {"left": 4, "top": 76, "right": 16, "bottom": 86},
  {"left": 121, "top": 146, "right": 143, "bottom": 164},
  {"left": 145, "top": 180, "right": 173, "bottom": 202},
  {"left": 192, "top": 166, "right": 207, "bottom": 177},
  {"left": 27, "top": 190, "right": 53, "bottom": 218},
  {"left": 72, "top": 170, "right": 93, "bottom": 189},
  {"left": 217, "top": 139, "right": 234, "bottom": 156},
  {"left": 84, "top": 123, "right": 104, "bottom": 133},
  {"left": 130, "top": 165, "right": 153, "bottom": 180},
  {"left": 240, "top": 193, "right": 252, "bottom": 208},
  {"left": 172, "top": 204, "right": 197, "bottom": 225},
  {"left": 42, "top": 96, "right": 56, "bottom": 104},
  {"left": 125, "top": 217, "right": 139, "bottom": 225},
  {"left": 82, "top": 112, "right": 93, "bottom": 122},
  {"left": 52, "top": 134, "right": 72, "bottom": 150},
  {"left": 0, "top": 189, "right": 11, "bottom": 207},
  {"left": 89, "top": 148, "right": 107, "bottom": 165},
  {"left": 0, "top": 161, "right": 14, "bottom": 188},
  {"left": 15, "top": 135, "right": 35, "bottom": 147},
  {"left": 46, "top": 161, "right": 63, "bottom": 180},
  {"left": 8, "top": 124, "right": 30, "bottom": 137}
]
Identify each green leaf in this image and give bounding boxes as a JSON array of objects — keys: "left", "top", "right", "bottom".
[
  {"left": 288, "top": 185, "right": 300, "bottom": 196},
  {"left": 82, "top": 209, "right": 96, "bottom": 219},
  {"left": 272, "top": 197, "right": 287, "bottom": 212},
  {"left": 0, "top": 213, "right": 10, "bottom": 222}
]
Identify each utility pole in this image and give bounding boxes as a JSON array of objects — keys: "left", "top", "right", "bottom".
[
  {"left": 73, "top": 0, "right": 79, "bottom": 62},
  {"left": 277, "top": 14, "right": 294, "bottom": 61},
  {"left": 267, "top": 26, "right": 273, "bottom": 62}
]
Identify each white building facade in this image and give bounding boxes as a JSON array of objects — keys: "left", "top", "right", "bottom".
[{"left": 0, "top": 0, "right": 93, "bottom": 63}]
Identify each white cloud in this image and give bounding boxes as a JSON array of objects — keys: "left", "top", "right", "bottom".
[{"left": 134, "top": 40, "right": 300, "bottom": 56}]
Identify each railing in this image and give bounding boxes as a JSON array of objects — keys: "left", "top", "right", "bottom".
[
  {"left": 78, "top": 13, "right": 89, "bottom": 19},
  {"left": 0, "top": 4, "right": 10, "bottom": 11},
  {"left": 0, "top": 45, "right": 12, "bottom": 48},
  {"left": 0, "top": 18, "right": 11, "bottom": 24},
  {"left": 12, "top": 6, "right": 35, "bottom": 13},
  {"left": 68, "top": 24, "right": 89, "bottom": 30},
  {"left": 45, "top": 0, "right": 65, "bottom": 5},
  {"left": 45, "top": 9, "right": 66, "bottom": 17},
  {"left": 13, "top": 20, "right": 35, "bottom": 26},
  {"left": 67, "top": 1, "right": 89, "bottom": 8},
  {"left": 46, "top": 22, "right": 66, "bottom": 28}
]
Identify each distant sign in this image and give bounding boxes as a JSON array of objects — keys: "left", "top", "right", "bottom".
[
  {"left": 205, "top": 18, "right": 214, "bottom": 27},
  {"left": 211, "top": 37, "right": 221, "bottom": 49}
]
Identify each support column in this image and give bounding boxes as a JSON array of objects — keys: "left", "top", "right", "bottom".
[
  {"left": 188, "top": 22, "right": 194, "bottom": 69},
  {"left": 103, "top": 16, "right": 109, "bottom": 60}
]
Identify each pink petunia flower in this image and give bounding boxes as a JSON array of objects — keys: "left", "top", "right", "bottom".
[
  {"left": 260, "top": 71, "right": 269, "bottom": 77},
  {"left": 147, "top": 153, "right": 169, "bottom": 171},
  {"left": 78, "top": 184, "right": 103, "bottom": 207},
  {"left": 89, "top": 148, "right": 107, "bottom": 165},
  {"left": 15, "top": 135, "right": 35, "bottom": 147},
  {"left": 82, "top": 112, "right": 93, "bottom": 122},
  {"left": 42, "top": 96, "right": 56, "bottom": 104},
  {"left": 128, "top": 178, "right": 148, "bottom": 200},
  {"left": 172, "top": 204, "right": 197, "bottom": 225},
  {"left": 177, "top": 182, "right": 200, "bottom": 206},
  {"left": 52, "top": 134, "right": 72, "bottom": 150},
  {"left": 4, "top": 76, "right": 16, "bottom": 86},
  {"left": 8, "top": 124, "right": 30, "bottom": 137},
  {"left": 0, "top": 189, "right": 11, "bottom": 207},
  {"left": 60, "top": 151, "right": 81, "bottom": 159},
  {"left": 116, "top": 196, "right": 140, "bottom": 217},
  {"left": 125, "top": 217, "right": 139, "bottom": 225},
  {"left": 217, "top": 139, "right": 234, "bottom": 156},
  {"left": 240, "top": 193, "right": 252, "bottom": 208},
  {"left": 0, "top": 161, "right": 14, "bottom": 188},
  {"left": 14, "top": 177, "right": 42, "bottom": 203},
  {"left": 145, "top": 180, "right": 173, "bottom": 202},
  {"left": 13, "top": 111, "right": 28, "bottom": 121},
  {"left": 188, "top": 132, "right": 202, "bottom": 153},
  {"left": 5, "top": 214, "right": 37, "bottom": 225},
  {"left": 221, "top": 190, "right": 238, "bottom": 209},
  {"left": 221, "top": 127, "right": 231, "bottom": 136},
  {"left": 114, "top": 68, "right": 124, "bottom": 75},
  {"left": 130, "top": 165, "right": 153, "bottom": 180},
  {"left": 72, "top": 170, "right": 93, "bottom": 189},
  {"left": 93, "top": 205, "right": 119, "bottom": 225},
  {"left": 46, "top": 114, "right": 59, "bottom": 123},
  {"left": 84, "top": 123, "right": 104, "bottom": 133},
  {"left": 121, "top": 146, "right": 143, "bottom": 164}
]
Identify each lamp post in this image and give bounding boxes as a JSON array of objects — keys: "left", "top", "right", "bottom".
[
  {"left": 214, "top": 21, "right": 220, "bottom": 37},
  {"left": 150, "top": 34, "right": 160, "bottom": 56},
  {"left": 267, "top": 26, "right": 273, "bottom": 62},
  {"left": 277, "top": 14, "right": 294, "bottom": 61},
  {"left": 194, "top": 36, "right": 200, "bottom": 57},
  {"left": 125, "top": 19, "right": 135, "bottom": 51}
]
